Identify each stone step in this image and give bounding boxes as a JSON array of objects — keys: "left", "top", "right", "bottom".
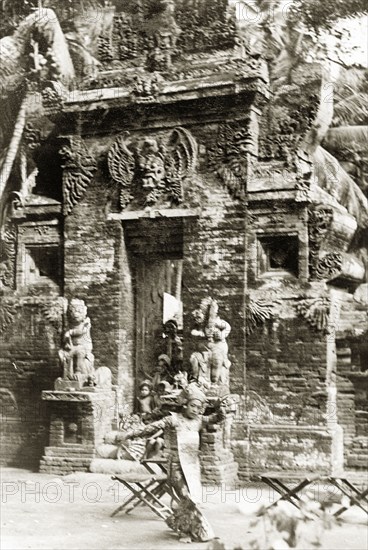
[
  {"left": 44, "top": 446, "right": 95, "bottom": 457},
  {"left": 96, "top": 443, "right": 119, "bottom": 459},
  {"left": 89, "top": 458, "right": 148, "bottom": 475}
]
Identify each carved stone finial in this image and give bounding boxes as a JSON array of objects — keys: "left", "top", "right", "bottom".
[{"left": 59, "top": 138, "right": 97, "bottom": 215}]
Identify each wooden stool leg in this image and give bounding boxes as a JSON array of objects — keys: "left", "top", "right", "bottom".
[
  {"left": 329, "top": 479, "right": 368, "bottom": 517},
  {"left": 262, "top": 477, "right": 312, "bottom": 510}
]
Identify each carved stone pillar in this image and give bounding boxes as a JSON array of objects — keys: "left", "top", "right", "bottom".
[{"left": 201, "top": 412, "right": 238, "bottom": 486}]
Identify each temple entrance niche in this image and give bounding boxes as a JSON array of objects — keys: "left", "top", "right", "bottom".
[{"left": 124, "top": 217, "right": 184, "bottom": 385}]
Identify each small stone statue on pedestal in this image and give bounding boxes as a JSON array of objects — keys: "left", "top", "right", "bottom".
[
  {"left": 58, "top": 299, "right": 95, "bottom": 385},
  {"left": 55, "top": 298, "right": 112, "bottom": 391},
  {"left": 190, "top": 298, "right": 231, "bottom": 389}
]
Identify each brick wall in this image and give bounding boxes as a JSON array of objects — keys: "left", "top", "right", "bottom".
[
  {"left": 0, "top": 298, "right": 61, "bottom": 466},
  {"left": 183, "top": 175, "right": 247, "bottom": 394},
  {"left": 246, "top": 315, "right": 329, "bottom": 425},
  {"left": 63, "top": 167, "right": 135, "bottom": 404}
]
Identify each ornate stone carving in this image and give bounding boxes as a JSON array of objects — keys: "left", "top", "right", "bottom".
[
  {"left": 175, "top": 0, "right": 236, "bottom": 54},
  {"left": 169, "top": 56, "right": 267, "bottom": 82},
  {"left": 208, "top": 120, "right": 255, "bottom": 199},
  {"left": 0, "top": 224, "right": 16, "bottom": 291},
  {"left": 97, "top": 0, "right": 236, "bottom": 71},
  {"left": 314, "top": 253, "right": 343, "bottom": 281},
  {"left": 41, "top": 82, "right": 67, "bottom": 115},
  {"left": 10, "top": 168, "right": 38, "bottom": 210},
  {"left": 97, "top": 35, "right": 114, "bottom": 64},
  {"left": 40, "top": 297, "right": 68, "bottom": 331},
  {"left": 56, "top": 299, "right": 112, "bottom": 391},
  {"left": 24, "top": 123, "right": 42, "bottom": 151},
  {"left": 59, "top": 138, "right": 97, "bottom": 215},
  {"left": 295, "top": 177, "right": 312, "bottom": 202},
  {"left": 107, "top": 127, "right": 198, "bottom": 208},
  {"left": 294, "top": 151, "right": 314, "bottom": 202},
  {"left": 131, "top": 73, "right": 161, "bottom": 102},
  {"left": 258, "top": 86, "right": 319, "bottom": 164},
  {"left": 111, "top": 12, "right": 141, "bottom": 63},
  {"left": 58, "top": 299, "right": 95, "bottom": 384},
  {"left": 190, "top": 298, "right": 231, "bottom": 387},
  {"left": 308, "top": 205, "right": 334, "bottom": 279},
  {"left": 0, "top": 303, "right": 18, "bottom": 334},
  {"left": 246, "top": 299, "right": 275, "bottom": 335},
  {"left": 295, "top": 297, "right": 331, "bottom": 333},
  {"left": 83, "top": 55, "right": 267, "bottom": 92},
  {"left": 42, "top": 391, "right": 99, "bottom": 402},
  {"left": 146, "top": 29, "right": 179, "bottom": 72}
]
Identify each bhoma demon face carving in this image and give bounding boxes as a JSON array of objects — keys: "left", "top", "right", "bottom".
[{"left": 107, "top": 127, "right": 198, "bottom": 208}]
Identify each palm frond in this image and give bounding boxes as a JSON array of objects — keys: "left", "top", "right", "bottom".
[
  {"left": 334, "top": 67, "right": 368, "bottom": 96},
  {"left": 324, "top": 125, "right": 368, "bottom": 149},
  {"left": 333, "top": 93, "right": 368, "bottom": 126}
]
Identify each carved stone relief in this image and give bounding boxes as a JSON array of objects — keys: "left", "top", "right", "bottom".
[
  {"left": 246, "top": 299, "right": 275, "bottom": 335},
  {"left": 40, "top": 297, "right": 68, "bottom": 331},
  {"left": 189, "top": 297, "right": 231, "bottom": 388},
  {"left": 131, "top": 73, "right": 162, "bottom": 102},
  {"left": 59, "top": 137, "right": 97, "bottom": 215},
  {"left": 107, "top": 127, "right": 198, "bottom": 209},
  {"left": 295, "top": 297, "right": 331, "bottom": 333},
  {"left": 0, "top": 224, "right": 16, "bottom": 291},
  {"left": 314, "top": 253, "right": 343, "bottom": 281},
  {"left": 0, "top": 303, "right": 19, "bottom": 334},
  {"left": 308, "top": 205, "right": 334, "bottom": 279},
  {"left": 96, "top": 0, "right": 237, "bottom": 71},
  {"left": 208, "top": 119, "right": 257, "bottom": 199}
]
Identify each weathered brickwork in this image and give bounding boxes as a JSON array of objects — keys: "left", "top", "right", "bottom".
[
  {"left": 201, "top": 416, "right": 238, "bottom": 486},
  {"left": 183, "top": 181, "right": 247, "bottom": 395},
  {"left": 335, "top": 293, "right": 368, "bottom": 470},
  {"left": 0, "top": 298, "right": 62, "bottom": 466},
  {"left": 63, "top": 171, "right": 135, "bottom": 400}
]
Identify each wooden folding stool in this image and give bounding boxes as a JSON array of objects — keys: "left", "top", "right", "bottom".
[{"left": 111, "top": 473, "right": 172, "bottom": 520}]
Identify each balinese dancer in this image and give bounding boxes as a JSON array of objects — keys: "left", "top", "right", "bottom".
[{"left": 119, "top": 383, "right": 226, "bottom": 542}]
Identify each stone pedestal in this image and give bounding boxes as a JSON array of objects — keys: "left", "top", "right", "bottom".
[
  {"left": 40, "top": 389, "right": 116, "bottom": 474},
  {"left": 201, "top": 413, "right": 238, "bottom": 486}
]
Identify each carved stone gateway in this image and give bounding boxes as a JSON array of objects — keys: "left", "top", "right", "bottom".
[{"left": 1, "top": 0, "right": 366, "bottom": 484}]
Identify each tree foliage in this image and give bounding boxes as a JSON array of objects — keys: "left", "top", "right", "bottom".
[{"left": 290, "top": 0, "right": 368, "bottom": 32}]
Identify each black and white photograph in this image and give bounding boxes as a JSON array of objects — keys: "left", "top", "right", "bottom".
[{"left": 0, "top": 1, "right": 367, "bottom": 548}]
